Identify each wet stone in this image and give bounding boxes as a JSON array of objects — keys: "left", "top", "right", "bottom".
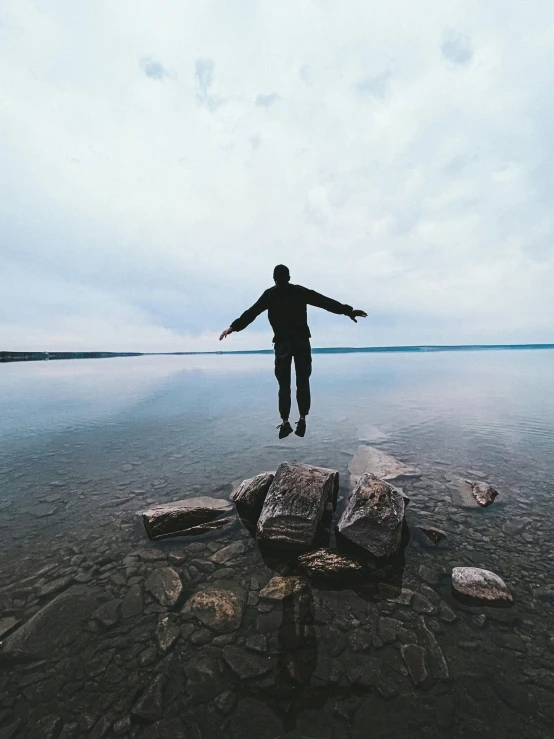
[
  {"left": 412, "top": 593, "right": 435, "bottom": 614},
  {"left": 466, "top": 479, "right": 499, "bottom": 507},
  {"left": 223, "top": 645, "right": 273, "bottom": 679},
  {"left": 419, "top": 564, "right": 440, "bottom": 585},
  {"left": 296, "top": 548, "right": 365, "bottom": 579},
  {"left": 182, "top": 585, "right": 246, "bottom": 632},
  {"left": 231, "top": 471, "right": 274, "bottom": 510},
  {"left": 92, "top": 599, "right": 121, "bottom": 627},
  {"left": 0, "top": 617, "right": 20, "bottom": 640},
  {"left": 210, "top": 541, "right": 246, "bottom": 565},
  {"left": 400, "top": 644, "right": 427, "bottom": 686},
  {"left": 246, "top": 634, "right": 267, "bottom": 652},
  {"left": 438, "top": 602, "right": 458, "bottom": 623},
  {"left": 145, "top": 567, "right": 182, "bottom": 607},
  {"left": 121, "top": 583, "right": 144, "bottom": 618},
  {"left": 140, "top": 496, "right": 233, "bottom": 540},
  {"left": 452, "top": 567, "right": 513, "bottom": 607},
  {"left": 378, "top": 583, "right": 414, "bottom": 605},
  {"left": 131, "top": 674, "right": 166, "bottom": 723},
  {"left": 378, "top": 617, "right": 403, "bottom": 644},
  {"left": 142, "top": 719, "right": 187, "bottom": 739},
  {"left": 347, "top": 628, "right": 373, "bottom": 652},
  {"left": 191, "top": 628, "right": 213, "bottom": 645},
  {"left": 31, "top": 714, "right": 62, "bottom": 738},
  {"left": 155, "top": 616, "right": 180, "bottom": 652},
  {"left": 259, "top": 575, "right": 305, "bottom": 600}
]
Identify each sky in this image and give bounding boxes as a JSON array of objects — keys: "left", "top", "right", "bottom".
[{"left": 1, "top": 0, "right": 553, "bottom": 352}]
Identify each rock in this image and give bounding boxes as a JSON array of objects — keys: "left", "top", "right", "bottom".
[
  {"left": 121, "top": 583, "right": 144, "bottom": 618},
  {"left": 131, "top": 674, "right": 166, "bottom": 723},
  {"left": 337, "top": 473, "right": 405, "bottom": 558},
  {"left": 142, "top": 719, "right": 187, "bottom": 739},
  {"left": 0, "top": 720, "right": 20, "bottom": 739},
  {"left": 377, "top": 617, "right": 403, "bottom": 644},
  {"left": 452, "top": 567, "right": 513, "bottom": 607},
  {"left": 438, "top": 602, "right": 458, "bottom": 623},
  {"left": 348, "top": 445, "right": 420, "bottom": 485},
  {"left": 412, "top": 593, "right": 435, "bottom": 615},
  {"left": 139, "top": 496, "right": 234, "bottom": 540},
  {"left": 245, "top": 634, "right": 267, "bottom": 652},
  {"left": 210, "top": 541, "right": 246, "bottom": 565},
  {"left": 184, "top": 653, "right": 224, "bottom": 702},
  {"left": 145, "top": 568, "right": 182, "bottom": 607},
  {"left": 494, "top": 676, "right": 537, "bottom": 715},
  {"left": 417, "top": 617, "right": 449, "bottom": 679},
  {"left": 231, "top": 472, "right": 274, "bottom": 511},
  {"left": 1, "top": 586, "right": 99, "bottom": 658},
  {"left": 296, "top": 548, "right": 365, "bottom": 579},
  {"left": 378, "top": 584, "right": 414, "bottom": 605},
  {"left": 256, "top": 461, "right": 339, "bottom": 549},
  {"left": 466, "top": 480, "right": 498, "bottom": 507},
  {"left": 347, "top": 628, "right": 373, "bottom": 652},
  {"left": 215, "top": 689, "right": 237, "bottom": 715},
  {"left": 31, "top": 715, "right": 62, "bottom": 738},
  {"left": 92, "top": 599, "right": 121, "bottom": 627},
  {"left": 182, "top": 586, "right": 245, "bottom": 632},
  {"left": 259, "top": 576, "right": 305, "bottom": 600},
  {"left": 223, "top": 645, "right": 273, "bottom": 679},
  {"left": 418, "top": 526, "right": 447, "bottom": 545},
  {"left": 400, "top": 644, "right": 427, "bottom": 686},
  {"left": 155, "top": 617, "right": 180, "bottom": 652},
  {"left": 0, "top": 616, "right": 20, "bottom": 639}
]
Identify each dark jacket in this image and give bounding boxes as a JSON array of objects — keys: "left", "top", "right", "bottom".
[{"left": 230, "top": 283, "right": 354, "bottom": 342}]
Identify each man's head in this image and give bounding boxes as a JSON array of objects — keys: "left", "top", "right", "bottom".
[{"left": 273, "top": 264, "right": 290, "bottom": 285}]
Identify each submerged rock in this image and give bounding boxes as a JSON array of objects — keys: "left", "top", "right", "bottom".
[
  {"left": 231, "top": 472, "right": 274, "bottom": 511},
  {"left": 222, "top": 645, "right": 273, "bottom": 679},
  {"left": 182, "top": 585, "right": 246, "bottom": 632},
  {"left": 259, "top": 576, "right": 305, "bottom": 600},
  {"left": 139, "top": 496, "right": 233, "bottom": 540},
  {"left": 0, "top": 616, "right": 20, "bottom": 640},
  {"left": 296, "top": 548, "right": 365, "bottom": 580},
  {"left": 452, "top": 567, "right": 513, "bottom": 607},
  {"left": 348, "top": 446, "right": 420, "bottom": 486},
  {"left": 400, "top": 644, "right": 428, "bottom": 686},
  {"left": 256, "top": 461, "right": 339, "bottom": 549},
  {"left": 466, "top": 480, "right": 499, "bottom": 507},
  {"left": 1, "top": 586, "right": 100, "bottom": 657},
  {"left": 418, "top": 526, "right": 447, "bottom": 545},
  {"left": 145, "top": 567, "right": 183, "bottom": 607},
  {"left": 337, "top": 473, "right": 405, "bottom": 558}
]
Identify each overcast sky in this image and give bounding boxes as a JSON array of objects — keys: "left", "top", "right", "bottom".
[{"left": 1, "top": 0, "right": 553, "bottom": 351}]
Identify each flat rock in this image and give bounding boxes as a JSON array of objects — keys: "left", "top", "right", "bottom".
[
  {"left": 121, "top": 583, "right": 144, "bottom": 618},
  {"left": 182, "top": 586, "right": 246, "bottom": 632},
  {"left": 400, "top": 644, "right": 427, "bottom": 686},
  {"left": 418, "top": 526, "right": 447, "bottom": 545},
  {"left": 2, "top": 586, "right": 100, "bottom": 657},
  {"left": 231, "top": 472, "right": 274, "bottom": 511},
  {"left": 348, "top": 446, "right": 420, "bottom": 485},
  {"left": 452, "top": 567, "right": 513, "bottom": 607},
  {"left": 140, "top": 496, "right": 233, "bottom": 540},
  {"left": 296, "top": 548, "right": 365, "bottom": 579},
  {"left": 466, "top": 480, "right": 499, "bottom": 507},
  {"left": 0, "top": 616, "right": 20, "bottom": 639},
  {"left": 145, "top": 567, "right": 182, "bottom": 607},
  {"left": 155, "top": 616, "right": 180, "bottom": 652},
  {"left": 92, "top": 599, "right": 121, "bottom": 627},
  {"left": 257, "top": 461, "right": 339, "bottom": 549},
  {"left": 223, "top": 645, "right": 273, "bottom": 679},
  {"left": 210, "top": 541, "right": 246, "bottom": 565},
  {"left": 337, "top": 473, "right": 405, "bottom": 558},
  {"left": 131, "top": 674, "right": 166, "bottom": 723},
  {"left": 259, "top": 576, "right": 305, "bottom": 600}
]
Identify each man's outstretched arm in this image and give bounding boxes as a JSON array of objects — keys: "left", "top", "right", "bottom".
[
  {"left": 302, "top": 287, "right": 367, "bottom": 323},
  {"left": 219, "top": 291, "right": 270, "bottom": 340}
]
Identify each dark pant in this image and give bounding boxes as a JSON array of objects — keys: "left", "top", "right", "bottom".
[{"left": 274, "top": 336, "right": 312, "bottom": 420}]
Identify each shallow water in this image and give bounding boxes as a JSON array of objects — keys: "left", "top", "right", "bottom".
[{"left": 1, "top": 350, "right": 554, "bottom": 738}]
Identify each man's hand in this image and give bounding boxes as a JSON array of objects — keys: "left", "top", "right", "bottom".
[
  {"left": 219, "top": 327, "right": 233, "bottom": 341},
  {"left": 350, "top": 310, "right": 368, "bottom": 323}
]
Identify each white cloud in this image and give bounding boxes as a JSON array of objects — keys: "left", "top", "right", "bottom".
[{"left": 0, "top": 0, "right": 553, "bottom": 351}]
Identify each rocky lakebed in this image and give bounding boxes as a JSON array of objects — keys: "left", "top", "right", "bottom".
[{"left": 1, "top": 444, "right": 554, "bottom": 739}]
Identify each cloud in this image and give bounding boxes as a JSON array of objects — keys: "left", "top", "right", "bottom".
[
  {"left": 356, "top": 71, "right": 391, "bottom": 99},
  {"left": 441, "top": 28, "right": 474, "bottom": 65},
  {"left": 194, "top": 57, "right": 222, "bottom": 110},
  {"left": 255, "top": 92, "right": 280, "bottom": 108},
  {"left": 0, "top": 0, "right": 553, "bottom": 351},
  {"left": 139, "top": 57, "right": 170, "bottom": 81}
]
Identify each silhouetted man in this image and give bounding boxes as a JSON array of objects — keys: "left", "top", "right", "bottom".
[{"left": 220, "top": 265, "right": 367, "bottom": 438}]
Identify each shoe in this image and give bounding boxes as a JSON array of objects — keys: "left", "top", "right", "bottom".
[
  {"left": 295, "top": 419, "right": 306, "bottom": 437},
  {"left": 277, "top": 421, "right": 293, "bottom": 439}
]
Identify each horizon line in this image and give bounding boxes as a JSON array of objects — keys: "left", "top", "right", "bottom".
[{"left": 2, "top": 343, "right": 554, "bottom": 362}]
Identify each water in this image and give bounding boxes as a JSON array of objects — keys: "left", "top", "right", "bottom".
[{"left": 1, "top": 350, "right": 554, "bottom": 738}]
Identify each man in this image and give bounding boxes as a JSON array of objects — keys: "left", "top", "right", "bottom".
[{"left": 219, "top": 265, "right": 367, "bottom": 438}]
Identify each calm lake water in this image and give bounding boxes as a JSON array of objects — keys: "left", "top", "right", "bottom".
[{"left": 1, "top": 350, "right": 554, "bottom": 738}]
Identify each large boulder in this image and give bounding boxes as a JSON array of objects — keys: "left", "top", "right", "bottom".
[
  {"left": 337, "top": 473, "right": 405, "bottom": 558},
  {"left": 256, "top": 462, "right": 339, "bottom": 549},
  {"left": 452, "top": 567, "right": 513, "bottom": 606},
  {"left": 140, "top": 497, "right": 233, "bottom": 540},
  {"left": 231, "top": 472, "right": 274, "bottom": 512}
]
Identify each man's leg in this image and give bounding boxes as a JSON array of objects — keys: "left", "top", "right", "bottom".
[
  {"left": 293, "top": 337, "right": 312, "bottom": 419},
  {"left": 274, "top": 339, "right": 293, "bottom": 421}
]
